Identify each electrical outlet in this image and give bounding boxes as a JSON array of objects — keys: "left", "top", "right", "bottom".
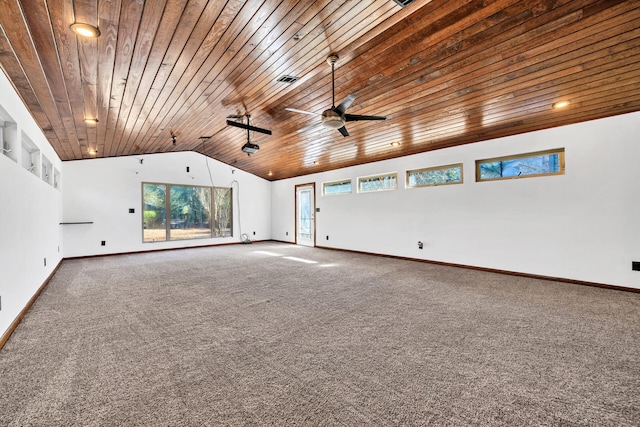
[
  {"left": 253, "top": 231, "right": 256, "bottom": 235},
  {"left": 633, "top": 261, "right": 640, "bottom": 271},
  {"left": 326, "top": 235, "right": 329, "bottom": 240},
  {"left": 129, "top": 208, "right": 135, "bottom": 213},
  {"left": 44, "top": 257, "right": 46, "bottom": 266},
  {"left": 101, "top": 241, "right": 106, "bottom": 246},
  {"left": 186, "top": 166, "right": 190, "bottom": 173},
  {"left": 418, "top": 241, "right": 424, "bottom": 249},
  {"left": 286, "top": 231, "right": 288, "bottom": 236}
]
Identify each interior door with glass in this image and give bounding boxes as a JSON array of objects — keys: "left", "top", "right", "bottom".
[{"left": 296, "top": 184, "right": 315, "bottom": 247}]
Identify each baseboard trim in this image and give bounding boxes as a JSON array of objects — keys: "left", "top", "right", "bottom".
[
  {"left": 0, "top": 259, "right": 64, "bottom": 351},
  {"left": 64, "top": 239, "right": 269, "bottom": 260},
  {"left": 314, "top": 245, "right": 639, "bottom": 293}
]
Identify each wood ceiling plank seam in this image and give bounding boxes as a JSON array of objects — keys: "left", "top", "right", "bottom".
[
  {"left": 331, "top": 0, "right": 584, "bottom": 114},
  {"left": 170, "top": 0, "right": 396, "bottom": 145},
  {"left": 345, "top": 4, "right": 640, "bottom": 125},
  {"left": 240, "top": 0, "right": 436, "bottom": 123},
  {"left": 142, "top": 0, "right": 301, "bottom": 152},
  {"left": 341, "top": 0, "right": 567, "bottom": 103},
  {"left": 140, "top": 0, "right": 301, "bottom": 154},
  {"left": 229, "top": 0, "right": 376, "bottom": 111},
  {"left": 116, "top": 0, "right": 213, "bottom": 155},
  {"left": 49, "top": 0, "right": 96, "bottom": 158},
  {"left": 498, "top": 0, "right": 637, "bottom": 60},
  {"left": 0, "top": 25, "right": 67, "bottom": 157},
  {"left": 1, "top": 0, "right": 81, "bottom": 159},
  {"left": 114, "top": 0, "right": 190, "bottom": 156},
  {"left": 270, "top": 1, "right": 501, "bottom": 125},
  {"left": 133, "top": 0, "right": 256, "bottom": 152},
  {"left": 141, "top": 0, "right": 307, "bottom": 151},
  {"left": 156, "top": 0, "right": 330, "bottom": 152},
  {"left": 129, "top": 0, "right": 248, "bottom": 153},
  {"left": 247, "top": 1, "right": 398, "bottom": 118},
  {"left": 94, "top": 0, "right": 122, "bottom": 159},
  {"left": 356, "top": 41, "right": 640, "bottom": 144},
  {"left": 110, "top": 0, "right": 169, "bottom": 157},
  {"left": 31, "top": 0, "right": 89, "bottom": 159},
  {"left": 103, "top": 0, "right": 145, "bottom": 157}
]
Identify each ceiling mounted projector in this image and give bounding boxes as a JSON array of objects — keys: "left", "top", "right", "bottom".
[{"left": 241, "top": 142, "right": 260, "bottom": 154}]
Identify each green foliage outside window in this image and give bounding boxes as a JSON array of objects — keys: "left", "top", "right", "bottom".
[{"left": 142, "top": 183, "right": 232, "bottom": 242}]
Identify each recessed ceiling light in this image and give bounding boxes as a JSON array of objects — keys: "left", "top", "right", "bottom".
[
  {"left": 70, "top": 23, "right": 100, "bottom": 38},
  {"left": 552, "top": 100, "right": 570, "bottom": 109},
  {"left": 391, "top": 141, "right": 400, "bottom": 147},
  {"left": 84, "top": 118, "right": 99, "bottom": 125},
  {"left": 268, "top": 171, "right": 273, "bottom": 176},
  {"left": 88, "top": 149, "right": 97, "bottom": 155},
  {"left": 314, "top": 161, "right": 319, "bottom": 165}
]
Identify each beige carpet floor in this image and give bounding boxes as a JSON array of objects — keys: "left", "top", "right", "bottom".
[{"left": 1, "top": 242, "right": 639, "bottom": 426}]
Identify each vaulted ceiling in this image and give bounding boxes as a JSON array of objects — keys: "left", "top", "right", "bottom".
[{"left": 0, "top": 0, "right": 638, "bottom": 180}]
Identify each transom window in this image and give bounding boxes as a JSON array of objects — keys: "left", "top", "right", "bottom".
[
  {"left": 358, "top": 172, "right": 397, "bottom": 193},
  {"left": 142, "top": 183, "right": 232, "bottom": 242},
  {"left": 407, "top": 163, "right": 463, "bottom": 188},
  {"left": 476, "top": 148, "right": 565, "bottom": 181},
  {"left": 323, "top": 179, "right": 352, "bottom": 196}
]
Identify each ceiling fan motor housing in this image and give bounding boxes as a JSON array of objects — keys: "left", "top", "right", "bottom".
[{"left": 321, "top": 109, "right": 345, "bottom": 129}]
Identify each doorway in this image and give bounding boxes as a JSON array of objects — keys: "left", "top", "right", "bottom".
[{"left": 295, "top": 183, "right": 315, "bottom": 247}]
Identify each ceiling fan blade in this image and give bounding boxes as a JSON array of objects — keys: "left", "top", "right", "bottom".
[
  {"left": 337, "top": 126, "right": 349, "bottom": 137},
  {"left": 335, "top": 94, "right": 356, "bottom": 115},
  {"left": 226, "top": 120, "right": 272, "bottom": 135},
  {"left": 296, "top": 122, "right": 323, "bottom": 133},
  {"left": 227, "top": 114, "right": 244, "bottom": 119},
  {"left": 285, "top": 107, "right": 319, "bottom": 116},
  {"left": 344, "top": 113, "right": 386, "bottom": 122}
]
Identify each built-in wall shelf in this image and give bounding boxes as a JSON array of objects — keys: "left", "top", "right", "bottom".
[{"left": 60, "top": 222, "right": 94, "bottom": 225}]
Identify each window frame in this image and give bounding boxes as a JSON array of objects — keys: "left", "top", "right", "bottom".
[
  {"left": 322, "top": 178, "right": 352, "bottom": 196},
  {"left": 406, "top": 163, "right": 463, "bottom": 188},
  {"left": 475, "top": 148, "right": 565, "bottom": 182},
  {"left": 141, "top": 182, "right": 233, "bottom": 243},
  {"left": 357, "top": 172, "right": 398, "bottom": 193}
]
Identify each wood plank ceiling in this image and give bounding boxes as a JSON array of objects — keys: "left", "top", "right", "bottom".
[{"left": 0, "top": 0, "right": 639, "bottom": 180}]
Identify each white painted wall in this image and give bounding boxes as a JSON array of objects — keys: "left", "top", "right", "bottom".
[
  {"left": 62, "top": 151, "right": 271, "bottom": 257},
  {"left": 272, "top": 111, "right": 640, "bottom": 289},
  {"left": 0, "top": 69, "right": 63, "bottom": 339}
]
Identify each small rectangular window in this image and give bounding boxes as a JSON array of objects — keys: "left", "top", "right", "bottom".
[
  {"left": 323, "top": 179, "right": 352, "bottom": 196},
  {"left": 358, "top": 172, "right": 397, "bottom": 193},
  {"left": 407, "top": 163, "right": 463, "bottom": 188},
  {"left": 476, "top": 148, "right": 565, "bottom": 181}
]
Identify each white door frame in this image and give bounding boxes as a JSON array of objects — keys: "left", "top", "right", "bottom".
[{"left": 295, "top": 183, "right": 315, "bottom": 247}]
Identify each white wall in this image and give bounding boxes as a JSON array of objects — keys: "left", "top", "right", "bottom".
[
  {"left": 62, "top": 151, "right": 271, "bottom": 257},
  {"left": 272, "top": 112, "right": 640, "bottom": 289},
  {"left": 0, "top": 70, "right": 63, "bottom": 339}
]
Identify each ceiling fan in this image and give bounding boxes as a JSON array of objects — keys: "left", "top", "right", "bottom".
[
  {"left": 226, "top": 113, "right": 272, "bottom": 155},
  {"left": 286, "top": 54, "right": 386, "bottom": 137}
]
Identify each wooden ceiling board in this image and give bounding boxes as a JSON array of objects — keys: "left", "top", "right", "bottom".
[{"left": 0, "top": 0, "right": 639, "bottom": 180}]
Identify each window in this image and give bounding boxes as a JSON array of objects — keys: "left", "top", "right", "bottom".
[
  {"left": 407, "top": 163, "right": 463, "bottom": 188},
  {"left": 142, "top": 183, "right": 232, "bottom": 242},
  {"left": 358, "top": 172, "right": 397, "bottom": 193},
  {"left": 476, "top": 148, "right": 564, "bottom": 181},
  {"left": 323, "top": 179, "right": 352, "bottom": 196}
]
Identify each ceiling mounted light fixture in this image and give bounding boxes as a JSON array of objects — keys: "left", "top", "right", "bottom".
[
  {"left": 70, "top": 23, "right": 100, "bottom": 38},
  {"left": 391, "top": 141, "right": 400, "bottom": 147},
  {"left": 84, "top": 118, "right": 98, "bottom": 125},
  {"left": 552, "top": 100, "right": 570, "bottom": 109}
]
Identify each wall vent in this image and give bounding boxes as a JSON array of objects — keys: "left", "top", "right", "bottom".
[
  {"left": 276, "top": 75, "right": 299, "bottom": 84},
  {"left": 393, "top": 0, "right": 415, "bottom": 7}
]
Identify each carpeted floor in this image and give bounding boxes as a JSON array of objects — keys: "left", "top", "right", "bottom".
[{"left": 1, "top": 242, "right": 639, "bottom": 426}]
